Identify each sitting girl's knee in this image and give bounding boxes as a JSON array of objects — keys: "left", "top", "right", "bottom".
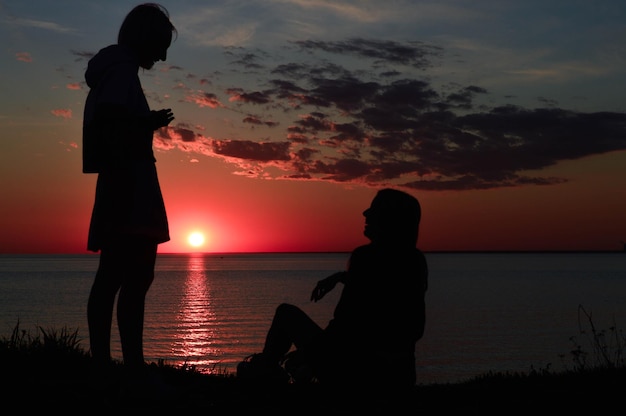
[{"left": 276, "top": 303, "right": 296, "bottom": 315}]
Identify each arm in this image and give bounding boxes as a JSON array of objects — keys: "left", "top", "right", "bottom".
[
  {"left": 94, "top": 103, "right": 173, "bottom": 132},
  {"left": 310, "top": 271, "right": 347, "bottom": 302},
  {"left": 87, "top": 104, "right": 174, "bottom": 168}
]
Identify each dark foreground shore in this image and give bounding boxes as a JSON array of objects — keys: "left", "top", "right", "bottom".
[{"left": 5, "top": 359, "right": 625, "bottom": 415}]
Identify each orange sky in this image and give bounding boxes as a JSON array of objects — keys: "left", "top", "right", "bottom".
[
  {"left": 1, "top": 2, "right": 626, "bottom": 254},
  {"left": 1, "top": 145, "right": 625, "bottom": 254}
]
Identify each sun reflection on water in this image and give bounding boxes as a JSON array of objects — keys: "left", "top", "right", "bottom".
[{"left": 171, "top": 254, "right": 222, "bottom": 371}]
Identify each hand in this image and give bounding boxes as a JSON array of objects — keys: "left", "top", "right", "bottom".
[
  {"left": 150, "top": 108, "right": 174, "bottom": 130},
  {"left": 310, "top": 271, "right": 345, "bottom": 302}
]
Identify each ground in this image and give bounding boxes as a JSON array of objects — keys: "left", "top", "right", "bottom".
[{"left": 5, "top": 365, "right": 625, "bottom": 415}]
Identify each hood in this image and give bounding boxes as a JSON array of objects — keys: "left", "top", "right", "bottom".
[{"left": 85, "top": 44, "right": 138, "bottom": 89}]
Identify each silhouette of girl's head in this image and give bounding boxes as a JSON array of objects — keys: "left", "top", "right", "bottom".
[
  {"left": 363, "top": 188, "right": 421, "bottom": 247},
  {"left": 118, "top": 3, "right": 177, "bottom": 70}
]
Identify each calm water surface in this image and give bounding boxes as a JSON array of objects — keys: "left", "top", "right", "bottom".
[{"left": 1, "top": 252, "right": 624, "bottom": 384}]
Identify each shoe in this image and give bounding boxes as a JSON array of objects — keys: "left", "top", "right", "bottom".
[
  {"left": 237, "top": 353, "right": 289, "bottom": 384},
  {"left": 118, "top": 364, "right": 181, "bottom": 403},
  {"left": 87, "top": 359, "right": 121, "bottom": 408},
  {"left": 283, "top": 351, "right": 315, "bottom": 384}
]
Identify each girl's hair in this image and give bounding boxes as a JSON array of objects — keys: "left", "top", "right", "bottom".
[
  {"left": 118, "top": 3, "right": 177, "bottom": 49},
  {"left": 375, "top": 188, "right": 421, "bottom": 246}
]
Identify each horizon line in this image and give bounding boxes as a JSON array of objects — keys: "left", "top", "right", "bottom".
[{"left": 1, "top": 249, "right": 624, "bottom": 256}]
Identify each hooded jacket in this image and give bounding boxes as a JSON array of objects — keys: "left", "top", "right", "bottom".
[{"left": 82, "top": 44, "right": 155, "bottom": 173}]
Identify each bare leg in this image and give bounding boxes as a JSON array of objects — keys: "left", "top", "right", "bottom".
[
  {"left": 87, "top": 237, "right": 157, "bottom": 370},
  {"left": 87, "top": 247, "right": 124, "bottom": 364},
  {"left": 117, "top": 240, "right": 157, "bottom": 369},
  {"left": 262, "top": 303, "right": 323, "bottom": 364}
]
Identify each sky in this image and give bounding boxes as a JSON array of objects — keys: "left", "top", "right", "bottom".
[{"left": 1, "top": 0, "right": 626, "bottom": 254}]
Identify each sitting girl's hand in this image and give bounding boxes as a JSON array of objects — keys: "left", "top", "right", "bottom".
[{"left": 310, "top": 271, "right": 346, "bottom": 302}]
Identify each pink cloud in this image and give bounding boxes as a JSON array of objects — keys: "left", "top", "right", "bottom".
[
  {"left": 66, "top": 83, "right": 81, "bottom": 90},
  {"left": 51, "top": 109, "right": 72, "bottom": 119},
  {"left": 185, "top": 91, "right": 223, "bottom": 108},
  {"left": 16, "top": 52, "right": 32, "bottom": 62}
]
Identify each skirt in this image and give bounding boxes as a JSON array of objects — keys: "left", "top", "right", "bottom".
[{"left": 87, "top": 161, "right": 169, "bottom": 252}]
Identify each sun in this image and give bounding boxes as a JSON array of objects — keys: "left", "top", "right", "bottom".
[{"left": 187, "top": 231, "right": 206, "bottom": 248}]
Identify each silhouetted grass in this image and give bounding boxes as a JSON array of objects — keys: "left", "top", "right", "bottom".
[
  {"left": 564, "top": 304, "right": 625, "bottom": 371},
  {"left": 1, "top": 320, "right": 91, "bottom": 377},
  {"left": 2, "top": 310, "right": 625, "bottom": 413}
]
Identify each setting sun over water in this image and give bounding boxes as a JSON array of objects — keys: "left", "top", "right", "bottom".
[{"left": 187, "top": 232, "right": 206, "bottom": 248}]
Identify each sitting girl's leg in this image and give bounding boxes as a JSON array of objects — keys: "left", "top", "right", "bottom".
[{"left": 262, "top": 303, "right": 323, "bottom": 363}]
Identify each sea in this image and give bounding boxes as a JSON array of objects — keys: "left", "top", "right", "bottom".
[{"left": 1, "top": 252, "right": 625, "bottom": 385}]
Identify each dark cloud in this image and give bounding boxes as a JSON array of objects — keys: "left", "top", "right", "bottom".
[
  {"left": 175, "top": 126, "right": 196, "bottom": 142},
  {"left": 166, "top": 38, "right": 626, "bottom": 190},
  {"left": 243, "top": 115, "right": 279, "bottom": 128},
  {"left": 212, "top": 139, "right": 291, "bottom": 162},
  {"left": 226, "top": 88, "right": 272, "bottom": 105},
  {"left": 224, "top": 47, "right": 267, "bottom": 70},
  {"left": 70, "top": 50, "right": 94, "bottom": 60},
  {"left": 294, "top": 39, "right": 442, "bottom": 69}
]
